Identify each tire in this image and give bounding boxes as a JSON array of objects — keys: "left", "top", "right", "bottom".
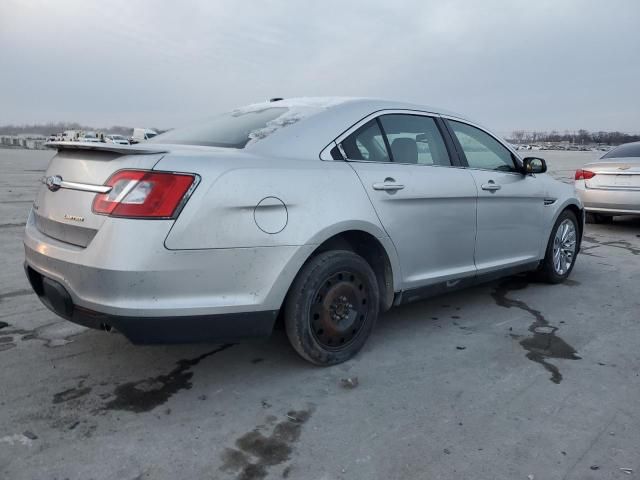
[
  {"left": 284, "top": 250, "right": 379, "bottom": 366},
  {"left": 538, "top": 210, "right": 579, "bottom": 283},
  {"left": 585, "top": 212, "right": 613, "bottom": 224}
]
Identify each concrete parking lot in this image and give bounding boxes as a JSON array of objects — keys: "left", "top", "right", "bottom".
[{"left": 1, "top": 148, "right": 639, "bottom": 480}]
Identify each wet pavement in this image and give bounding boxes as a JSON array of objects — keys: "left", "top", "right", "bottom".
[{"left": 1, "top": 148, "right": 639, "bottom": 479}]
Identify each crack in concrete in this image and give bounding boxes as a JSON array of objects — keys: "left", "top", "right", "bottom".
[
  {"left": 0, "top": 222, "right": 27, "bottom": 229},
  {"left": 0, "top": 289, "right": 33, "bottom": 302},
  {"left": 583, "top": 234, "right": 640, "bottom": 256}
]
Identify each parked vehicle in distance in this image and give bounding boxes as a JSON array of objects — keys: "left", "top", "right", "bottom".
[
  {"left": 575, "top": 141, "right": 640, "bottom": 223},
  {"left": 79, "top": 131, "right": 102, "bottom": 143},
  {"left": 130, "top": 128, "right": 158, "bottom": 143},
  {"left": 104, "top": 134, "right": 130, "bottom": 145},
  {"left": 24, "top": 98, "right": 584, "bottom": 365},
  {"left": 61, "top": 130, "right": 80, "bottom": 142}
]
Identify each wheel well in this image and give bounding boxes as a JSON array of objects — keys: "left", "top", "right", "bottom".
[
  {"left": 310, "top": 231, "right": 395, "bottom": 311},
  {"left": 563, "top": 204, "right": 584, "bottom": 249}
]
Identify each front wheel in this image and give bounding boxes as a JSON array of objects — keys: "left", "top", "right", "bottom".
[
  {"left": 538, "top": 210, "right": 579, "bottom": 283},
  {"left": 284, "top": 250, "right": 379, "bottom": 366}
]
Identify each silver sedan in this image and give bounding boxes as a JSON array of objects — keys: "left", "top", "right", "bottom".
[
  {"left": 24, "top": 97, "right": 583, "bottom": 365},
  {"left": 575, "top": 141, "right": 640, "bottom": 223}
]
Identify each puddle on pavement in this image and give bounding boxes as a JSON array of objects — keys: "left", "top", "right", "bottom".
[
  {"left": 102, "top": 344, "right": 232, "bottom": 413},
  {"left": 492, "top": 275, "right": 580, "bottom": 384},
  {"left": 221, "top": 407, "right": 314, "bottom": 480}
]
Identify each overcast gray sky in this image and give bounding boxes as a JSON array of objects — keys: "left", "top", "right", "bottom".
[{"left": 1, "top": 0, "right": 639, "bottom": 133}]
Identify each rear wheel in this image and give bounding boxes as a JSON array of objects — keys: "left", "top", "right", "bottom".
[
  {"left": 539, "top": 210, "right": 579, "bottom": 283},
  {"left": 284, "top": 250, "right": 379, "bottom": 365},
  {"left": 585, "top": 212, "right": 613, "bottom": 224}
]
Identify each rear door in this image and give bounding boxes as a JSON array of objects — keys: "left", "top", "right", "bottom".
[
  {"left": 339, "top": 113, "right": 478, "bottom": 291},
  {"left": 445, "top": 119, "right": 545, "bottom": 272}
]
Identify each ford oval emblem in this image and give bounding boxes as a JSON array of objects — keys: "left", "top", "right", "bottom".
[{"left": 45, "top": 175, "right": 63, "bottom": 192}]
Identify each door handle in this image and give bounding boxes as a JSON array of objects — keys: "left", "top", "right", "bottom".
[
  {"left": 481, "top": 181, "right": 501, "bottom": 192},
  {"left": 372, "top": 182, "right": 405, "bottom": 191}
]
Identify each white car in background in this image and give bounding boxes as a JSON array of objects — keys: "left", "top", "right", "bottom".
[
  {"left": 61, "top": 130, "right": 80, "bottom": 142},
  {"left": 104, "top": 134, "right": 129, "bottom": 145},
  {"left": 576, "top": 141, "right": 640, "bottom": 222},
  {"left": 131, "top": 128, "right": 158, "bottom": 143},
  {"left": 79, "top": 132, "right": 102, "bottom": 143}
]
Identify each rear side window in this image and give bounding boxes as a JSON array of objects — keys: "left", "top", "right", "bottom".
[
  {"left": 149, "top": 107, "right": 287, "bottom": 148},
  {"left": 378, "top": 114, "right": 451, "bottom": 166},
  {"left": 448, "top": 120, "right": 517, "bottom": 172},
  {"left": 602, "top": 143, "right": 640, "bottom": 158},
  {"left": 341, "top": 120, "right": 390, "bottom": 162}
]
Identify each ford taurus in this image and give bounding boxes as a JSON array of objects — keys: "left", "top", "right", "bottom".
[{"left": 24, "top": 97, "right": 583, "bottom": 365}]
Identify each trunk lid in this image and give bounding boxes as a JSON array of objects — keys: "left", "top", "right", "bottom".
[
  {"left": 34, "top": 142, "right": 167, "bottom": 247},
  {"left": 584, "top": 159, "right": 640, "bottom": 190}
]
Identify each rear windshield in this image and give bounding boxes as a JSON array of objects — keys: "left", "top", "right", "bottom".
[
  {"left": 149, "top": 107, "right": 287, "bottom": 148},
  {"left": 602, "top": 143, "right": 640, "bottom": 158}
]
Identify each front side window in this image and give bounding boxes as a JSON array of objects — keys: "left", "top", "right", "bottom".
[
  {"left": 341, "top": 119, "right": 390, "bottom": 162},
  {"left": 378, "top": 114, "right": 451, "bottom": 166},
  {"left": 448, "top": 120, "right": 516, "bottom": 172}
]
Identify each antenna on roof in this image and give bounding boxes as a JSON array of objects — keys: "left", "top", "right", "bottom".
[{"left": 269, "top": 97, "right": 284, "bottom": 102}]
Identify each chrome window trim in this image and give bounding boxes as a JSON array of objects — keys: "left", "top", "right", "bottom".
[
  {"left": 440, "top": 114, "right": 525, "bottom": 175},
  {"left": 334, "top": 108, "right": 441, "bottom": 147},
  {"left": 319, "top": 141, "right": 338, "bottom": 161},
  {"left": 324, "top": 109, "right": 456, "bottom": 167}
]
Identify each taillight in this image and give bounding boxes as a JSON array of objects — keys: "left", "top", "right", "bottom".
[
  {"left": 92, "top": 170, "right": 196, "bottom": 218},
  {"left": 575, "top": 169, "right": 596, "bottom": 181}
]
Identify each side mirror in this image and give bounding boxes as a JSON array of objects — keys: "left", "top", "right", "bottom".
[{"left": 522, "top": 157, "right": 547, "bottom": 174}]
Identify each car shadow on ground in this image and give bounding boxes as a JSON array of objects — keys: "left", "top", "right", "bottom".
[{"left": 587, "top": 215, "right": 640, "bottom": 231}]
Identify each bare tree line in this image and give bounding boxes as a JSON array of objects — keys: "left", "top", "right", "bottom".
[
  {"left": 1, "top": 122, "right": 638, "bottom": 146},
  {"left": 508, "top": 129, "right": 640, "bottom": 145}
]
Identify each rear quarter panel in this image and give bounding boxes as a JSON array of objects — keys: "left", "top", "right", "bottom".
[
  {"left": 157, "top": 155, "right": 387, "bottom": 249},
  {"left": 155, "top": 153, "right": 403, "bottom": 297}
]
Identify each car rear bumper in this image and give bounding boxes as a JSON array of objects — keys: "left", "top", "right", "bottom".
[
  {"left": 577, "top": 186, "right": 640, "bottom": 215},
  {"left": 24, "top": 212, "right": 315, "bottom": 342},
  {"left": 25, "top": 264, "right": 278, "bottom": 344}
]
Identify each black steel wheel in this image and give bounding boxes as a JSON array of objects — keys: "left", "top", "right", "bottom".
[{"left": 285, "top": 250, "right": 379, "bottom": 365}]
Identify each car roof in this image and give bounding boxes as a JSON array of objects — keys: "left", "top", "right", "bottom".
[{"left": 245, "top": 97, "right": 472, "bottom": 158}]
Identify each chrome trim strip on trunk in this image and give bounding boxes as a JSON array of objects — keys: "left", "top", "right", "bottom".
[{"left": 41, "top": 177, "right": 112, "bottom": 194}]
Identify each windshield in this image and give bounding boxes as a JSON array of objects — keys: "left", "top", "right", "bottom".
[{"left": 149, "top": 107, "right": 287, "bottom": 148}]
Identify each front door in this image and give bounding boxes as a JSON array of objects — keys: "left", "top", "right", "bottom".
[
  {"left": 340, "top": 114, "right": 478, "bottom": 290},
  {"left": 446, "top": 119, "right": 545, "bottom": 273}
]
